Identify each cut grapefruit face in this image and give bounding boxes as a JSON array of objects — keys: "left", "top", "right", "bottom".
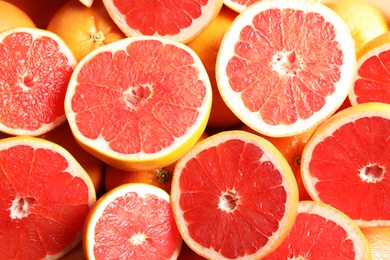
[
  {"left": 0, "top": 27, "right": 77, "bottom": 136},
  {"left": 64, "top": 36, "right": 212, "bottom": 171},
  {"left": 171, "top": 130, "right": 299, "bottom": 259},
  {"left": 83, "top": 183, "right": 182, "bottom": 260},
  {"left": 102, "top": 0, "right": 224, "bottom": 43},
  {"left": 263, "top": 200, "right": 372, "bottom": 259},
  {"left": 0, "top": 136, "right": 96, "bottom": 259},
  {"left": 301, "top": 102, "right": 390, "bottom": 227},
  {"left": 349, "top": 31, "right": 390, "bottom": 106},
  {"left": 216, "top": 0, "right": 356, "bottom": 137}
]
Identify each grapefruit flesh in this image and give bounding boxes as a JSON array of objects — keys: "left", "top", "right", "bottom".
[
  {"left": 171, "top": 130, "right": 299, "bottom": 259},
  {"left": 301, "top": 102, "right": 390, "bottom": 227},
  {"left": 65, "top": 36, "right": 211, "bottom": 171},
  {"left": 102, "top": 0, "right": 223, "bottom": 43},
  {"left": 263, "top": 201, "right": 371, "bottom": 259},
  {"left": 216, "top": 0, "right": 356, "bottom": 137},
  {"left": 0, "top": 28, "right": 76, "bottom": 136},
  {"left": 84, "top": 183, "right": 182, "bottom": 259},
  {"left": 0, "top": 137, "right": 95, "bottom": 259}
]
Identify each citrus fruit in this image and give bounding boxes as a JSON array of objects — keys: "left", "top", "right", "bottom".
[
  {"left": 0, "top": 136, "right": 96, "bottom": 259},
  {"left": 186, "top": 5, "right": 242, "bottom": 128},
  {"left": 104, "top": 163, "right": 175, "bottom": 194},
  {"left": 171, "top": 130, "right": 299, "bottom": 259},
  {"left": 102, "top": 0, "right": 224, "bottom": 43},
  {"left": 83, "top": 183, "right": 182, "bottom": 259},
  {"left": 178, "top": 242, "right": 206, "bottom": 260},
  {"left": 40, "top": 121, "right": 106, "bottom": 195},
  {"left": 240, "top": 124, "right": 313, "bottom": 200},
  {"left": 104, "top": 131, "right": 208, "bottom": 194},
  {"left": 0, "top": 0, "right": 36, "bottom": 32},
  {"left": 263, "top": 200, "right": 372, "bottom": 259},
  {"left": 6, "top": 0, "right": 68, "bottom": 29},
  {"left": 0, "top": 27, "right": 77, "bottom": 136},
  {"left": 301, "top": 102, "right": 390, "bottom": 227},
  {"left": 65, "top": 36, "right": 212, "bottom": 172},
  {"left": 323, "top": 0, "right": 389, "bottom": 53},
  {"left": 349, "top": 31, "right": 390, "bottom": 106},
  {"left": 361, "top": 226, "right": 390, "bottom": 259},
  {"left": 216, "top": 0, "right": 356, "bottom": 137},
  {"left": 47, "top": 0, "right": 126, "bottom": 62}
]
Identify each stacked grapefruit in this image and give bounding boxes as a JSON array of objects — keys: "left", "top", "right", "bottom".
[{"left": 0, "top": 0, "right": 390, "bottom": 259}]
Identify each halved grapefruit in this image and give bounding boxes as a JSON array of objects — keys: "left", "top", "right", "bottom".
[
  {"left": 64, "top": 36, "right": 212, "bottom": 171},
  {"left": 102, "top": 0, "right": 224, "bottom": 43},
  {"left": 0, "top": 27, "right": 76, "bottom": 136},
  {"left": 0, "top": 136, "right": 96, "bottom": 259},
  {"left": 216, "top": 0, "right": 356, "bottom": 137},
  {"left": 171, "top": 130, "right": 299, "bottom": 259},
  {"left": 83, "top": 183, "right": 182, "bottom": 259},
  {"left": 301, "top": 102, "right": 390, "bottom": 227}
]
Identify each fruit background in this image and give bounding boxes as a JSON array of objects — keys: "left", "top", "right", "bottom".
[{"left": 1, "top": 0, "right": 390, "bottom": 259}]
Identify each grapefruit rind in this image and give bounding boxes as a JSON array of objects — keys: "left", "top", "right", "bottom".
[
  {"left": 171, "top": 130, "right": 299, "bottom": 260},
  {"left": 0, "top": 27, "right": 77, "bottom": 136},
  {"left": 349, "top": 31, "right": 390, "bottom": 106},
  {"left": 83, "top": 183, "right": 182, "bottom": 260},
  {"left": 102, "top": 0, "right": 224, "bottom": 43},
  {"left": 301, "top": 102, "right": 390, "bottom": 227},
  {"left": 65, "top": 36, "right": 212, "bottom": 171},
  {"left": 216, "top": 0, "right": 356, "bottom": 137},
  {"left": 0, "top": 136, "right": 96, "bottom": 259}
]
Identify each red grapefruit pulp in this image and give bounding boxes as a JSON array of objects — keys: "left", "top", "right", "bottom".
[
  {"left": 171, "top": 130, "right": 299, "bottom": 259},
  {"left": 65, "top": 36, "right": 212, "bottom": 171},
  {"left": 0, "top": 136, "right": 96, "bottom": 259},
  {"left": 216, "top": 0, "right": 356, "bottom": 137},
  {"left": 0, "top": 27, "right": 76, "bottom": 136},
  {"left": 83, "top": 183, "right": 182, "bottom": 259}
]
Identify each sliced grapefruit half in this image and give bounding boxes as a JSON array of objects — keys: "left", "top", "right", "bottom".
[
  {"left": 171, "top": 130, "right": 299, "bottom": 259},
  {"left": 102, "top": 0, "right": 224, "bottom": 43},
  {"left": 64, "top": 36, "right": 212, "bottom": 171},
  {"left": 263, "top": 200, "right": 372, "bottom": 259},
  {"left": 83, "top": 183, "right": 182, "bottom": 259},
  {"left": 349, "top": 31, "right": 390, "bottom": 106},
  {"left": 301, "top": 102, "right": 390, "bottom": 227},
  {"left": 216, "top": 0, "right": 356, "bottom": 137},
  {"left": 0, "top": 136, "right": 96, "bottom": 259},
  {"left": 0, "top": 27, "right": 77, "bottom": 136}
]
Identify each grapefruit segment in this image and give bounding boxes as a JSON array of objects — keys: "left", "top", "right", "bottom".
[
  {"left": 171, "top": 130, "right": 299, "bottom": 259},
  {"left": 216, "top": 0, "right": 356, "bottom": 137},
  {"left": 65, "top": 36, "right": 212, "bottom": 171}
]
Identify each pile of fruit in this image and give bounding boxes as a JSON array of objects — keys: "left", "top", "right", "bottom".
[{"left": 0, "top": 0, "right": 389, "bottom": 259}]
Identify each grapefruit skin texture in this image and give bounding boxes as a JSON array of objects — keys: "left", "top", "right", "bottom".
[
  {"left": 0, "top": 1, "right": 36, "bottom": 32},
  {"left": 216, "top": 0, "right": 356, "bottom": 137},
  {"left": 65, "top": 36, "right": 212, "bottom": 172},
  {"left": 0, "top": 136, "right": 96, "bottom": 260},
  {"left": 171, "top": 130, "right": 299, "bottom": 260},
  {"left": 301, "top": 102, "right": 390, "bottom": 227}
]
